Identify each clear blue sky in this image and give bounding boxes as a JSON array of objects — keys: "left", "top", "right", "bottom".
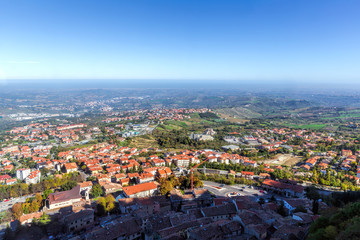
[{"left": 0, "top": 0, "right": 359, "bottom": 82}]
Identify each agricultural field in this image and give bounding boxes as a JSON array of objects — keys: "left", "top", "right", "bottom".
[{"left": 283, "top": 123, "right": 328, "bottom": 130}]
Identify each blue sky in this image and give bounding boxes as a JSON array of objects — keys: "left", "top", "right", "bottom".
[{"left": 0, "top": 0, "right": 359, "bottom": 82}]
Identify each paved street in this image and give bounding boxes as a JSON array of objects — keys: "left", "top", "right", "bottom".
[{"left": 0, "top": 194, "right": 34, "bottom": 212}]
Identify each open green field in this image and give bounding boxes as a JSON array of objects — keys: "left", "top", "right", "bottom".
[
  {"left": 322, "top": 113, "right": 360, "bottom": 120},
  {"left": 284, "top": 123, "right": 327, "bottom": 130}
]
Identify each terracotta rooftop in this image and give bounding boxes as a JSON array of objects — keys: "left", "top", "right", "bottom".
[
  {"left": 123, "top": 182, "right": 157, "bottom": 196},
  {"left": 262, "top": 179, "right": 304, "bottom": 193}
]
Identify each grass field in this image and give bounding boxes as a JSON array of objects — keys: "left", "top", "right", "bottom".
[
  {"left": 284, "top": 123, "right": 327, "bottom": 130},
  {"left": 322, "top": 113, "right": 360, "bottom": 120}
]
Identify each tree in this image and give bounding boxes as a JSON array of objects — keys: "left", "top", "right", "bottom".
[
  {"left": 160, "top": 180, "right": 173, "bottom": 195},
  {"left": 105, "top": 194, "right": 116, "bottom": 213},
  {"left": 91, "top": 184, "right": 103, "bottom": 198},
  {"left": 323, "top": 225, "right": 338, "bottom": 240},
  {"left": 0, "top": 211, "right": 11, "bottom": 224},
  {"left": 12, "top": 202, "right": 23, "bottom": 220},
  {"left": 40, "top": 168, "right": 50, "bottom": 177},
  {"left": 96, "top": 197, "right": 106, "bottom": 216},
  {"left": 258, "top": 198, "right": 265, "bottom": 205},
  {"left": 312, "top": 200, "right": 319, "bottom": 214},
  {"left": 60, "top": 180, "right": 77, "bottom": 191},
  {"left": 42, "top": 189, "right": 53, "bottom": 199},
  {"left": 38, "top": 213, "right": 51, "bottom": 225},
  {"left": 306, "top": 186, "right": 320, "bottom": 200}
]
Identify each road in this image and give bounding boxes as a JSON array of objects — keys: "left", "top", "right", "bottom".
[
  {"left": 0, "top": 194, "right": 34, "bottom": 212},
  {"left": 203, "top": 181, "right": 283, "bottom": 201}
]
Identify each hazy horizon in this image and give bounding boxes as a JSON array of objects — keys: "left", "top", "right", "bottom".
[{"left": 1, "top": 79, "right": 359, "bottom": 93}]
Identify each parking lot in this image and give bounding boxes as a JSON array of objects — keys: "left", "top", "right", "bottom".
[{"left": 203, "top": 181, "right": 283, "bottom": 201}]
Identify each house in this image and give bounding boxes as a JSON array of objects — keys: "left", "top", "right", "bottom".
[
  {"left": 0, "top": 174, "right": 11, "bottom": 184},
  {"left": 259, "top": 173, "right": 270, "bottom": 179},
  {"left": 25, "top": 170, "right": 41, "bottom": 184},
  {"left": 187, "top": 220, "right": 242, "bottom": 239},
  {"left": 118, "top": 198, "right": 139, "bottom": 213},
  {"left": 63, "top": 162, "right": 78, "bottom": 173},
  {"left": 243, "top": 159, "right": 258, "bottom": 167},
  {"left": 114, "top": 173, "right": 126, "bottom": 181},
  {"left": 235, "top": 210, "right": 269, "bottom": 239},
  {"left": 283, "top": 198, "right": 312, "bottom": 215},
  {"left": 241, "top": 171, "right": 254, "bottom": 179},
  {"left": 19, "top": 211, "right": 43, "bottom": 225},
  {"left": 173, "top": 157, "right": 190, "bottom": 168},
  {"left": 120, "top": 177, "right": 130, "bottom": 186},
  {"left": 6, "top": 178, "right": 17, "bottom": 185},
  {"left": 201, "top": 203, "right": 237, "bottom": 220},
  {"left": 102, "top": 182, "right": 123, "bottom": 195},
  {"left": 342, "top": 149, "right": 353, "bottom": 157},
  {"left": 79, "top": 181, "right": 93, "bottom": 192},
  {"left": 85, "top": 217, "right": 142, "bottom": 240},
  {"left": 88, "top": 165, "right": 103, "bottom": 175},
  {"left": 170, "top": 189, "right": 213, "bottom": 211},
  {"left": 63, "top": 209, "right": 94, "bottom": 232},
  {"left": 157, "top": 169, "right": 167, "bottom": 178},
  {"left": 138, "top": 172, "right": 155, "bottom": 183},
  {"left": 118, "top": 196, "right": 169, "bottom": 215},
  {"left": 16, "top": 168, "right": 31, "bottom": 181},
  {"left": 122, "top": 182, "right": 158, "bottom": 198},
  {"left": 79, "top": 181, "right": 93, "bottom": 200},
  {"left": 46, "top": 185, "right": 82, "bottom": 210},
  {"left": 97, "top": 174, "right": 111, "bottom": 184},
  {"left": 152, "top": 158, "right": 165, "bottom": 167},
  {"left": 262, "top": 179, "right": 304, "bottom": 197},
  {"left": 127, "top": 172, "right": 140, "bottom": 181}
]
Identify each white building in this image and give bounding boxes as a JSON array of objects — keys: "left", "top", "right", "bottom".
[
  {"left": 16, "top": 168, "right": 31, "bottom": 181},
  {"left": 25, "top": 170, "right": 41, "bottom": 184}
]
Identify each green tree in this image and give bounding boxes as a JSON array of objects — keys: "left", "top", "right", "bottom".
[
  {"left": 60, "top": 180, "right": 77, "bottom": 191},
  {"left": 38, "top": 213, "right": 51, "bottom": 225},
  {"left": 42, "top": 189, "right": 53, "bottom": 199},
  {"left": 105, "top": 194, "right": 116, "bottom": 213},
  {"left": 91, "top": 184, "right": 103, "bottom": 198}
]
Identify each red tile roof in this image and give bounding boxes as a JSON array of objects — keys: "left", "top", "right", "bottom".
[{"left": 123, "top": 182, "right": 157, "bottom": 196}]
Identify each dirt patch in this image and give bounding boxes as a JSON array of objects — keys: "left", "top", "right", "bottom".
[
  {"left": 216, "top": 112, "right": 249, "bottom": 124},
  {"left": 263, "top": 154, "right": 302, "bottom": 167},
  {"left": 130, "top": 135, "right": 159, "bottom": 149}
]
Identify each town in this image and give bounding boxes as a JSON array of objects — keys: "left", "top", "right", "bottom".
[{"left": 0, "top": 107, "right": 359, "bottom": 240}]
